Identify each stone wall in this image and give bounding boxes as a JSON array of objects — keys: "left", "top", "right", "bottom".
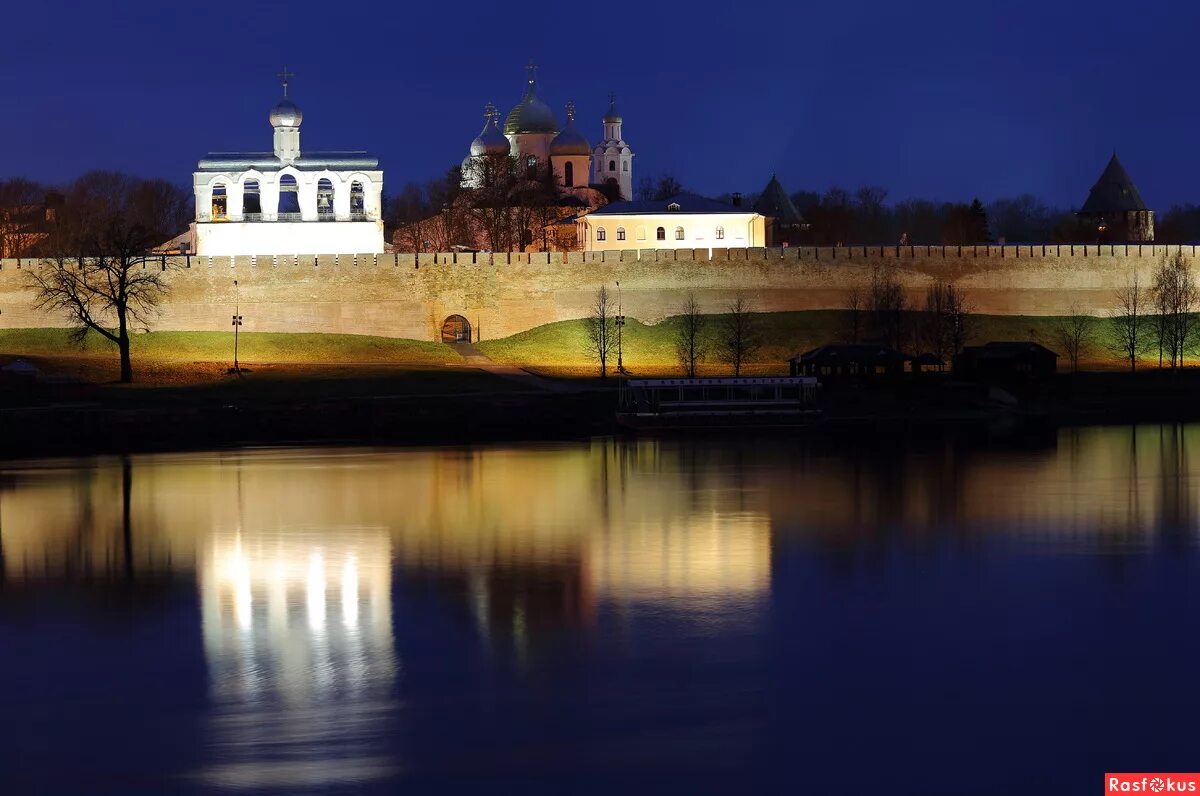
[{"left": 0, "top": 244, "right": 1191, "bottom": 342}]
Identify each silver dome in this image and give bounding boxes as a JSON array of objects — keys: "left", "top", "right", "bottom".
[
  {"left": 470, "top": 103, "right": 511, "bottom": 157},
  {"left": 269, "top": 98, "right": 303, "bottom": 128},
  {"left": 603, "top": 93, "right": 621, "bottom": 123},
  {"left": 550, "top": 103, "right": 590, "bottom": 156}
]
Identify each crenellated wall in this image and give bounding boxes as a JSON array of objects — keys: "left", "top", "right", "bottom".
[{"left": 0, "top": 244, "right": 1190, "bottom": 341}]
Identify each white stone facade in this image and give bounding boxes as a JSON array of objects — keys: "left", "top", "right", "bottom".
[
  {"left": 193, "top": 92, "right": 384, "bottom": 256},
  {"left": 592, "top": 97, "right": 634, "bottom": 201}
]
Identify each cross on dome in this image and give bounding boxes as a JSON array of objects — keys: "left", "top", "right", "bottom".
[
  {"left": 566, "top": 101, "right": 576, "bottom": 122},
  {"left": 277, "top": 65, "right": 295, "bottom": 98},
  {"left": 526, "top": 60, "right": 538, "bottom": 85}
]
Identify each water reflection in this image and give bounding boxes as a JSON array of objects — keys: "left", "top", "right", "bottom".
[
  {"left": 200, "top": 524, "right": 397, "bottom": 789},
  {"left": 2, "top": 428, "right": 1200, "bottom": 790}
]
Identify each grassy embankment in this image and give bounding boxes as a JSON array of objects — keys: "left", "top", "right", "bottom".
[
  {"left": 0, "top": 329, "right": 468, "bottom": 392},
  {"left": 0, "top": 311, "right": 1141, "bottom": 388},
  {"left": 478, "top": 312, "right": 1092, "bottom": 377}
]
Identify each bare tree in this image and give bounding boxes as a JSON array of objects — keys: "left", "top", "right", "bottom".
[
  {"left": 1108, "top": 272, "right": 1149, "bottom": 371},
  {"left": 1052, "top": 304, "right": 1097, "bottom": 373},
  {"left": 920, "top": 279, "right": 972, "bottom": 363},
  {"left": 585, "top": 286, "right": 615, "bottom": 378},
  {"left": 868, "top": 265, "right": 907, "bottom": 350},
  {"left": 674, "top": 293, "right": 707, "bottom": 377},
  {"left": 716, "top": 292, "right": 760, "bottom": 376},
  {"left": 844, "top": 285, "right": 864, "bottom": 343},
  {"left": 27, "top": 173, "right": 184, "bottom": 383}
]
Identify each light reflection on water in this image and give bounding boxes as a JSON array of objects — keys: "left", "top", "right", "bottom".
[{"left": 1, "top": 427, "right": 1200, "bottom": 793}]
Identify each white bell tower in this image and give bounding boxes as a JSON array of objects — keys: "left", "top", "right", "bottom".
[{"left": 592, "top": 93, "right": 634, "bottom": 201}]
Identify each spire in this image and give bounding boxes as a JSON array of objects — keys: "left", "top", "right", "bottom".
[
  {"left": 277, "top": 65, "right": 295, "bottom": 98},
  {"left": 565, "top": 101, "right": 576, "bottom": 123},
  {"left": 525, "top": 60, "right": 538, "bottom": 93}
]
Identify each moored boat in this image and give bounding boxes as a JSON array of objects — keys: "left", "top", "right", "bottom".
[{"left": 617, "top": 377, "right": 821, "bottom": 431}]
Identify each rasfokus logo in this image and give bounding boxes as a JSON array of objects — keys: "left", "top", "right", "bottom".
[{"left": 1107, "top": 774, "right": 1200, "bottom": 793}]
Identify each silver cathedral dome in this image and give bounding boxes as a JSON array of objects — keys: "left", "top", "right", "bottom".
[
  {"left": 470, "top": 103, "right": 511, "bottom": 157},
  {"left": 269, "top": 98, "right": 303, "bottom": 128},
  {"left": 550, "top": 103, "right": 590, "bottom": 156}
]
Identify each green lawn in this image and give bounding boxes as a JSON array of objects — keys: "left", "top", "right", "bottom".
[
  {"left": 0, "top": 329, "right": 460, "bottom": 365},
  {"left": 478, "top": 311, "right": 1078, "bottom": 370}
]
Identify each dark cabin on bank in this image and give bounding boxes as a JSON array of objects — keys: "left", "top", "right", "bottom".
[
  {"left": 790, "top": 344, "right": 914, "bottom": 379},
  {"left": 953, "top": 342, "right": 1058, "bottom": 381}
]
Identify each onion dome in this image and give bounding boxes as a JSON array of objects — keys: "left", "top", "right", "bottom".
[
  {"left": 269, "top": 98, "right": 303, "bottom": 128},
  {"left": 504, "top": 65, "right": 558, "bottom": 135},
  {"left": 603, "top": 92, "right": 621, "bottom": 123},
  {"left": 550, "top": 102, "right": 590, "bottom": 156},
  {"left": 470, "top": 103, "right": 511, "bottom": 157}
]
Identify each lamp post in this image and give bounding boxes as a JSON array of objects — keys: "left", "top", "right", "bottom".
[
  {"left": 615, "top": 280, "right": 626, "bottom": 374},
  {"left": 231, "top": 279, "right": 243, "bottom": 375}
]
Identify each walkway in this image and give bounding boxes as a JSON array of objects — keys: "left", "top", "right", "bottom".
[{"left": 449, "top": 342, "right": 574, "bottom": 392}]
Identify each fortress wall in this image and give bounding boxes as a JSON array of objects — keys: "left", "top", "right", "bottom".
[{"left": 0, "top": 245, "right": 1190, "bottom": 342}]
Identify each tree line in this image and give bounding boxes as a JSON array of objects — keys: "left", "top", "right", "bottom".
[{"left": 585, "top": 289, "right": 763, "bottom": 379}]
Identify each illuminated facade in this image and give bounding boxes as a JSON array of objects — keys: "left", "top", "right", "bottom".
[
  {"left": 192, "top": 76, "right": 384, "bottom": 256},
  {"left": 577, "top": 193, "right": 767, "bottom": 252}
]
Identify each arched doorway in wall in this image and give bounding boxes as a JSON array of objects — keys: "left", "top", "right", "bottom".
[{"left": 441, "top": 314, "right": 472, "bottom": 343}]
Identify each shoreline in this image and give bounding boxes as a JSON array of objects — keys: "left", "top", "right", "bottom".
[{"left": 5, "top": 369, "right": 1200, "bottom": 460}]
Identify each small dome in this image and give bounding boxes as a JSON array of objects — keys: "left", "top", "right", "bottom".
[
  {"left": 470, "top": 103, "right": 511, "bottom": 157},
  {"left": 270, "top": 98, "right": 303, "bottom": 128},
  {"left": 504, "top": 74, "right": 558, "bottom": 135},
  {"left": 550, "top": 102, "right": 590, "bottom": 156},
  {"left": 603, "top": 93, "right": 622, "bottom": 123}
]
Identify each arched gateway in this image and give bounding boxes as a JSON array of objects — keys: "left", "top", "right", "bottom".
[{"left": 441, "top": 315, "right": 472, "bottom": 343}]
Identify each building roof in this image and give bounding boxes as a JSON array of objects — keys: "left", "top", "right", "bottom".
[
  {"left": 588, "top": 193, "right": 751, "bottom": 216},
  {"left": 961, "top": 341, "right": 1058, "bottom": 359},
  {"left": 752, "top": 175, "right": 804, "bottom": 226},
  {"left": 1080, "top": 153, "right": 1149, "bottom": 214},
  {"left": 790, "top": 344, "right": 913, "bottom": 365},
  {"left": 197, "top": 152, "right": 379, "bottom": 172}
]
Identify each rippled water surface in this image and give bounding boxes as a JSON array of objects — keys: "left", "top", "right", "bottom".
[{"left": 2, "top": 428, "right": 1199, "bottom": 794}]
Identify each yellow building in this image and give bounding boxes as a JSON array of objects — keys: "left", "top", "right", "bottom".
[{"left": 576, "top": 193, "right": 766, "bottom": 253}]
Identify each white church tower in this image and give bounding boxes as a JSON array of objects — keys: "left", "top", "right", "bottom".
[
  {"left": 192, "top": 68, "right": 384, "bottom": 256},
  {"left": 592, "top": 94, "right": 634, "bottom": 201}
]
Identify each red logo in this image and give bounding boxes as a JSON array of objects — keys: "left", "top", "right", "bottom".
[{"left": 1107, "top": 774, "right": 1200, "bottom": 793}]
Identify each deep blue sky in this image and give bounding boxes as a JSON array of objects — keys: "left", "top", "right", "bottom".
[{"left": 2, "top": 0, "right": 1196, "bottom": 208}]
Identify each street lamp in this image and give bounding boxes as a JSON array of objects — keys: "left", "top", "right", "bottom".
[
  {"left": 231, "top": 279, "right": 243, "bottom": 375},
  {"left": 615, "top": 281, "right": 626, "bottom": 374}
]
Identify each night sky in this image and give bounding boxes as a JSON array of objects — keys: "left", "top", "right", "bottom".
[{"left": 2, "top": 0, "right": 1197, "bottom": 208}]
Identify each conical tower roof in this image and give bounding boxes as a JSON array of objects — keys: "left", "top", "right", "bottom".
[
  {"left": 752, "top": 174, "right": 804, "bottom": 226},
  {"left": 1080, "top": 153, "right": 1148, "bottom": 213}
]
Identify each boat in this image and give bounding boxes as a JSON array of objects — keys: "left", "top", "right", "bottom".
[{"left": 616, "top": 376, "right": 822, "bottom": 431}]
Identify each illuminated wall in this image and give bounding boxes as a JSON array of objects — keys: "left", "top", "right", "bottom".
[{"left": 0, "top": 245, "right": 1195, "bottom": 343}]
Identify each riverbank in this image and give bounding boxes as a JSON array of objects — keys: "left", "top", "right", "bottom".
[{"left": 4, "top": 361, "right": 1200, "bottom": 459}]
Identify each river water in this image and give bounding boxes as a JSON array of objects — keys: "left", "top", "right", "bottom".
[{"left": 0, "top": 428, "right": 1197, "bottom": 794}]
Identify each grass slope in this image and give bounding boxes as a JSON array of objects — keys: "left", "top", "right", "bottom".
[
  {"left": 478, "top": 311, "right": 1078, "bottom": 373},
  {"left": 0, "top": 329, "right": 459, "bottom": 365}
]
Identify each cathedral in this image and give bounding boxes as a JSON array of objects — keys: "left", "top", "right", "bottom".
[{"left": 461, "top": 66, "right": 635, "bottom": 201}]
